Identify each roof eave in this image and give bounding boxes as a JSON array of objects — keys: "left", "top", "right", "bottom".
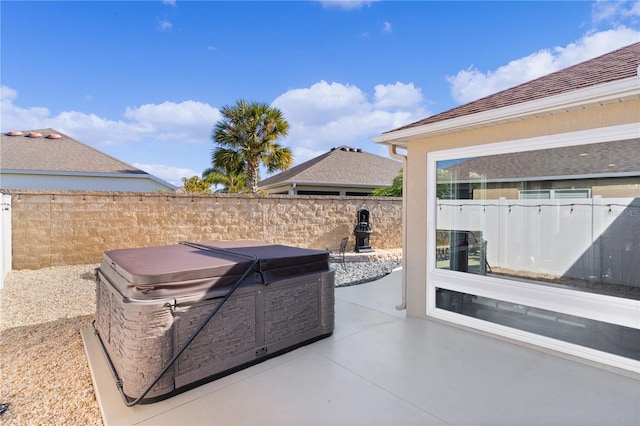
[
  {"left": 372, "top": 76, "right": 640, "bottom": 147},
  {"left": 259, "top": 180, "right": 392, "bottom": 190},
  {"left": 0, "top": 169, "right": 177, "bottom": 190}
]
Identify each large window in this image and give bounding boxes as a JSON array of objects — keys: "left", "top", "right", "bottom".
[{"left": 427, "top": 125, "right": 640, "bottom": 371}]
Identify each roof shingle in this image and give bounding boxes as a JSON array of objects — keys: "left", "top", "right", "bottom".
[
  {"left": 442, "top": 139, "right": 640, "bottom": 181},
  {"left": 258, "top": 146, "right": 402, "bottom": 188},
  {"left": 1, "top": 128, "right": 146, "bottom": 175}
]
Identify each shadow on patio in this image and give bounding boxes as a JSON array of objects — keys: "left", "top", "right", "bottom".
[{"left": 83, "top": 269, "right": 639, "bottom": 426}]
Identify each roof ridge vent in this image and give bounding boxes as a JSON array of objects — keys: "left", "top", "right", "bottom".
[
  {"left": 6, "top": 130, "right": 23, "bottom": 136},
  {"left": 46, "top": 133, "right": 62, "bottom": 139},
  {"left": 26, "top": 131, "right": 43, "bottom": 138}
]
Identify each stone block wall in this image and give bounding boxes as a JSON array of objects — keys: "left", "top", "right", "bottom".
[{"left": 7, "top": 190, "right": 402, "bottom": 270}]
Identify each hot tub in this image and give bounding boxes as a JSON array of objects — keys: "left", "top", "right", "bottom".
[{"left": 93, "top": 240, "right": 334, "bottom": 404}]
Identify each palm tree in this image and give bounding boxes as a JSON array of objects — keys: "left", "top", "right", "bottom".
[
  {"left": 202, "top": 162, "right": 247, "bottom": 193},
  {"left": 212, "top": 100, "right": 293, "bottom": 194},
  {"left": 181, "top": 175, "right": 213, "bottom": 193}
]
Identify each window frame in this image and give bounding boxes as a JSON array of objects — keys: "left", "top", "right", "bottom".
[{"left": 426, "top": 123, "right": 640, "bottom": 371}]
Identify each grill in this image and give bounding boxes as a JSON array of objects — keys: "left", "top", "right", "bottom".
[{"left": 354, "top": 209, "right": 374, "bottom": 253}]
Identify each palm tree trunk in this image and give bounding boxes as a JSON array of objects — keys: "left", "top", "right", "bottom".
[{"left": 247, "top": 158, "right": 260, "bottom": 194}]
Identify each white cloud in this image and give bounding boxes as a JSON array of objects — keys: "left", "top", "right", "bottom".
[
  {"left": 161, "top": 0, "right": 177, "bottom": 6},
  {"left": 290, "top": 146, "right": 327, "bottom": 166},
  {"left": 272, "top": 80, "right": 427, "bottom": 165},
  {"left": 272, "top": 81, "right": 369, "bottom": 126},
  {"left": 1, "top": 85, "right": 219, "bottom": 150},
  {"left": 159, "top": 20, "right": 172, "bottom": 31},
  {"left": 133, "top": 163, "right": 197, "bottom": 187},
  {"left": 1, "top": 85, "right": 17, "bottom": 101},
  {"left": 1, "top": 85, "right": 51, "bottom": 130},
  {"left": 382, "top": 21, "right": 392, "bottom": 33},
  {"left": 124, "top": 100, "right": 220, "bottom": 143},
  {"left": 125, "top": 100, "right": 218, "bottom": 126},
  {"left": 374, "top": 82, "right": 422, "bottom": 109},
  {"left": 49, "top": 110, "right": 155, "bottom": 146},
  {"left": 447, "top": 26, "right": 640, "bottom": 104},
  {"left": 318, "top": 1, "right": 378, "bottom": 10},
  {"left": 592, "top": 0, "right": 640, "bottom": 25}
]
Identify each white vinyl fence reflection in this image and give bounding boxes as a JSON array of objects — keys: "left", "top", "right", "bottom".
[{"left": 436, "top": 196, "right": 640, "bottom": 287}]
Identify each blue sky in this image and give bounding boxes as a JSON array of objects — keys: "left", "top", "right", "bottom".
[{"left": 2, "top": 1, "right": 639, "bottom": 186}]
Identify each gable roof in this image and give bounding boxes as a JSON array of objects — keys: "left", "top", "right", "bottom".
[
  {"left": 1, "top": 128, "right": 175, "bottom": 189},
  {"left": 442, "top": 139, "right": 640, "bottom": 183},
  {"left": 2, "top": 128, "right": 142, "bottom": 173},
  {"left": 258, "top": 146, "right": 402, "bottom": 188},
  {"left": 388, "top": 42, "right": 640, "bottom": 133}
]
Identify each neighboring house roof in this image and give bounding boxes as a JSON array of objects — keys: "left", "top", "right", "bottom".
[
  {"left": 442, "top": 139, "right": 640, "bottom": 183},
  {"left": 1, "top": 128, "right": 176, "bottom": 190},
  {"left": 258, "top": 146, "right": 402, "bottom": 189},
  {"left": 388, "top": 42, "right": 640, "bottom": 133}
]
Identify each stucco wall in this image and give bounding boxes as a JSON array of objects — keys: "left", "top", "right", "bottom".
[
  {"left": 402, "top": 99, "right": 640, "bottom": 318},
  {"left": 6, "top": 190, "right": 401, "bottom": 270}
]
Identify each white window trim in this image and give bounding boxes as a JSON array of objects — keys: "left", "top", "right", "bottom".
[{"left": 426, "top": 123, "right": 640, "bottom": 372}]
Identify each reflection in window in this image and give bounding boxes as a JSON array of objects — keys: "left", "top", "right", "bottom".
[
  {"left": 436, "top": 288, "right": 640, "bottom": 361},
  {"left": 436, "top": 230, "right": 488, "bottom": 275},
  {"left": 435, "top": 139, "right": 640, "bottom": 300}
]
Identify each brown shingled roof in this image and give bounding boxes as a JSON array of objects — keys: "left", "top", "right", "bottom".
[
  {"left": 1, "top": 128, "right": 146, "bottom": 174},
  {"left": 390, "top": 42, "right": 640, "bottom": 132},
  {"left": 442, "top": 139, "right": 640, "bottom": 182},
  {"left": 258, "top": 146, "right": 402, "bottom": 188}
]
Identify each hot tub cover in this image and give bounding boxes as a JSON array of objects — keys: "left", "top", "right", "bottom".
[{"left": 102, "top": 240, "right": 329, "bottom": 299}]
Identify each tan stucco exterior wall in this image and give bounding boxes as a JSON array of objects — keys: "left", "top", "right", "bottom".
[{"left": 403, "top": 99, "right": 640, "bottom": 318}]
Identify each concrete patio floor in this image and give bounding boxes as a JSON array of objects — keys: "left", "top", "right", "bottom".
[{"left": 82, "top": 269, "right": 640, "bottom": 425}]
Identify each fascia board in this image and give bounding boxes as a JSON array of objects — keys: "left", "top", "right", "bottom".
[
  {"left": 372, "top": 76, "right": 640, "bottom": 146},
  {"left": 257, "top": 182, "right": 290, "bottom": 191},
  {"left": 262, "top": 180, "right": 391, "bottom": 189},
  {"left": 3, "top": 169, "right": 152, "bottom": 179},
  {"left": 0, "top": 169, "right": 177, "bottom": 190},
  {"left": 294, "top": 181, "right": 391, "bottom": 189}
]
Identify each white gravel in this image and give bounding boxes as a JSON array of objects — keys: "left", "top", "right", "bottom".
[{"left": 331, "top": 259, "right": 402, "bottom": 287}]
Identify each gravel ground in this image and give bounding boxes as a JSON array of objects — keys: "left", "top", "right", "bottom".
[
  {"left": 0, "top": 258, "right": 400, "bottom": 425},
  {"left": 0, "top": 264, "right": 102, "bottom": 426},
  {"left": 332, "top": 259, "right": 402, "bottom": 287}
]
